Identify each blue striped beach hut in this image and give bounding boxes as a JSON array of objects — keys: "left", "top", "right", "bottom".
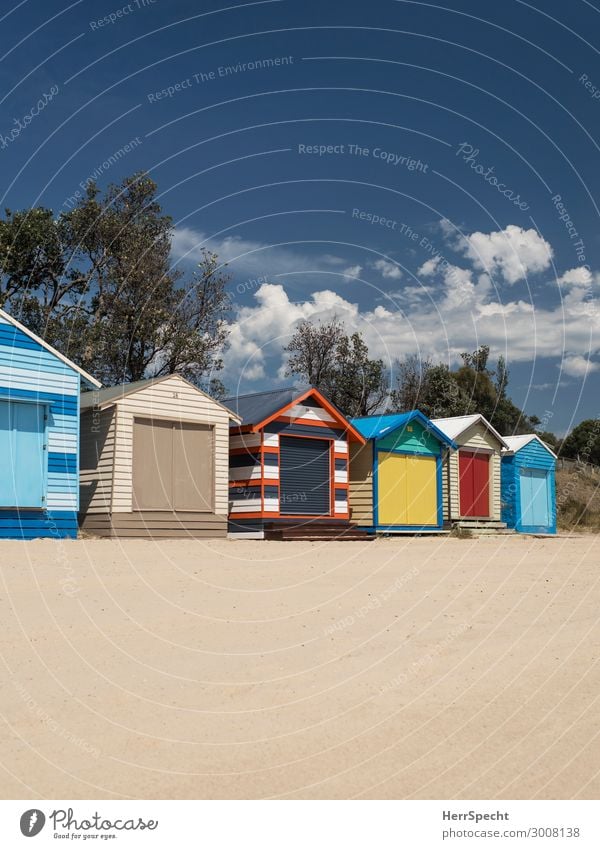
[
  {"left": 501, "top": 435, "right": 557, "bottom": 535},
  {"left": 0, "top": 309, "right": 101, "bottom": 539}
]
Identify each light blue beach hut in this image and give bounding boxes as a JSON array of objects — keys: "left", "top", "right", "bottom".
[
  {"left": 0, "top": 309, "right": 101, "bottom": 539},
  {"left": 501, "top": 435, "right": 557, "bottom": 535}
]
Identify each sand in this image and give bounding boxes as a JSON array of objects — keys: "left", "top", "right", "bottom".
[{"left": 0, "top": 534, "right": 598, "bottom": 800}]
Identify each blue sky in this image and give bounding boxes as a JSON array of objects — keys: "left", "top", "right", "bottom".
[{"left": 1, "top": 0, "right": 599, "bottom": 433}]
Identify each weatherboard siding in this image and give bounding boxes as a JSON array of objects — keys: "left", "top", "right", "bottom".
[
  {"left": 79, "top": 375, "right": 232, "bottom": 536},
  {"left": 228, "top": 394, "right": 352, "bottom": 525},
  {"left": 0, "top": 314, "right": 81, "bottom": 538},
  {"left": 501, "top": 439, "right": 556, "bottom": 533},
  {"left": 348, "top": 441, "right": 373, "bottom": 525}
]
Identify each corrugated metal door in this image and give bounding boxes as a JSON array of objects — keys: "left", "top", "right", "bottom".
[
  {"left": 279, "top": 436, "right": 331, "bottom": 515},
  {"left": 0, "top": 400, "right": 45, "bottom": 508},
  {"left": 519, "top": 468, "right": 550, "bottom": 528},
  {"left": 459, "top": 450, "right": 490, "bottom": 517},
  {"left": 378, "top": 452, "right": 438, "bottom": 526}
]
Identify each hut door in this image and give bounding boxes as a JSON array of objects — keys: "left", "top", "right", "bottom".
[
  {"left": 378, "top": 453, "right": 438, "bottom": 526},
  {"left": 133, "top": 418, "right": 214, "bottom": 512},
  {"left": 459, "top": 450, "right": 490, "bottom": 517},
  {"left": 519, "top": 468, "right": 550, "bottom": 528},
  {"left": 132, "top": 419, "right": 174, "bottom": 510},
  {"left": 0, "top": 400, "right": 46, "bottom": 508},
  {"left": 173, "top": 423, "right": 213, "bottom": 511},
  {"left": 279, "top": 436, "right": 330, "bottom": 515}
]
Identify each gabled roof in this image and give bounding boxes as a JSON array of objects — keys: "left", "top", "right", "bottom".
[
  {"left": 503, "top": 434, "right": 557, "bottom": 459},
  {"left": 432, "top": 413, "right": 509, "bottom": 449},
  {"left": 0, "top": 308, "right": 101, "bottom": 389},
  {"left": 223, "top": 386, "right": 300, "bottom": 426},
  {"left": 224, "top": 385, "right": 365, "bottom": 442},
  {"left": 80, "top": 374, "right": 241, "bottom": 421},
  {"left": 351, "top": 410, "right": 457, "bottom": 449}
]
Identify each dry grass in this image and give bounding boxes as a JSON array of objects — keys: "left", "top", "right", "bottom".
[{"left": 556, "top": 467, "right": 600, "bottom": 530}]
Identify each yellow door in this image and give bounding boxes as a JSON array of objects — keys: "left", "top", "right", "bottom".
[{"left": 378, "top": 452, "right": 438, "bottom": 526}]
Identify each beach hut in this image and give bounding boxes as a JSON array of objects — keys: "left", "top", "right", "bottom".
[
  {"left": 79, "top": 375, "right": 241, "bottom": 538},
  {"left": 348, "top": 411, "right": 457, "bottom": 532},
  {"left": 432, "top": 414, "right": 509, "bottom": 528},
  {"left": 225, "top": 386, "right": 367, "bottom": 539},
  {"left": 0, "top": 309, "right": 101, "bottom": 539},
  {"left": 501, "top": 435, "right": 557, "bottom": 534}
]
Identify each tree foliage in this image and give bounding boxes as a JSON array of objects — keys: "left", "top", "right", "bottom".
[
  {"left": 561, "top": 419, "right": 600, "bottom": 465},
  {"left": 284, "top": 318, "right": 389, "bottom": 417},
  {"left": 0, "top": 173, "right": 230, "bottom": 389}
]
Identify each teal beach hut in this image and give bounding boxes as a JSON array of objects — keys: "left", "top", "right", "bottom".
[
  {"left": 0, "top": 309, "right": 101, "bottom": 539},
  {"left": 501, "top": 435, "right": 557, "bottom": 535},
  {"left": 349, "top": 411, "right": 457, "bottom": 532}
]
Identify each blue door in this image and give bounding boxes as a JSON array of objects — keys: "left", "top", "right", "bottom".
[
  {"left": 519, "top": 468, "right": 550, "bottom": 529},
  {"left": 0, "top": 400, "right": 46, "bottom": 508}
]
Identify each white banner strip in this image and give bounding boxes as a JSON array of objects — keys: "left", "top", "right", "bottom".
[{"left": 0, "top": 800, "right": 599, "bottom": 848}]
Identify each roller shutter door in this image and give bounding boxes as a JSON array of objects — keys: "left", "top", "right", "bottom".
[{"left": 279, "top": 436, "right": 331, "bottom": 515}]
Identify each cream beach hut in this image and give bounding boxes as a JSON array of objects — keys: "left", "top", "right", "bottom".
[
  {"left": 79, "top": 375, "right": 240, "bottom": 538},
  {"left": 432, "top": 414, "right": 510, "bottom": 529}
]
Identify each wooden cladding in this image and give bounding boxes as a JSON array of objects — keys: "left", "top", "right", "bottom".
[{"left": 132, "top": 417, "right": 214, "bottom": 512}]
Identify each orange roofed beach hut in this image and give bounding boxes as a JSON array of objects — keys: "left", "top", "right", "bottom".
[{"left": 225, "top": 386, "right": 367, "bottom": 539}]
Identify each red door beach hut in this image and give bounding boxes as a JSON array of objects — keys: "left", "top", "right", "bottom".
[
  {"left": 432, "top": 414, "right": 509, "bottom": 529},
  {"left": 225, "top": 387, "right": 366, "bottom": 539}
]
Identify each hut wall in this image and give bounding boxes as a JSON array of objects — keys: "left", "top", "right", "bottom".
[{"left": 0, "top": 314, "right": 81, "bottom": 538}]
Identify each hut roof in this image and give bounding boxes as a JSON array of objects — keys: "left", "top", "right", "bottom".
[
  {"left": 503, "top": 434, "right": 557, "bottom": 458},
  {"left": 80, "top": 374, "right": 240, "bottom": 421},
  {"left": 0, "top": 308, "right": 101, "bottom": 389},
  {"left": 351, "top": 410, "right": 457, "bottom": 448},
  {"left": 225, "top": 385, "right": 365, "bottom": 442},
  {"left": 432, "top": 413, "right": 509, "bottom": 449}
]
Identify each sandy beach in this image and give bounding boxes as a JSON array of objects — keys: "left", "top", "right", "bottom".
[{"left": 0, "top": 535, "right": 598, "bottom": 800}]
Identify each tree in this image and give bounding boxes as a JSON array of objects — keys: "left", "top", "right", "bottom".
[
  {"left": 494, "top": 355, "right": 509, "bottom": 400},
  {"left": 0, "top": 173, "right": 230, "bottom": 389},
  {"left": 460, "top": 344, "right": 490, "bottom": 372},
  {"left": 388, "top": 354, "right": 433, "bottom": 411},
  {"left": 561, "top": 419, "right": 600, "bottom": 465},
  {"left": 389, "top": 358, "right": 473, "bottom": 418},
  {"left": 284, "top": 318, "right": 345, "bottom": 387},
  {"left": 284, "top": 319, "right": 389, "bottom": 416}
]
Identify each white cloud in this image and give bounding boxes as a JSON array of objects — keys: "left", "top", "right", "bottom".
[
  {"left": 171, "top": 226, "right": 349, "bottom": 281},
  {"left": 557, "top": 267, "right": 594, "bottom": 288},
  {"left": 454, "top": 225, "right": 553, "bottom": 284},
  {"left": 561, "top": 354, "right": 600, "bottom": 377},
  {"left": 343, "top": 264, "right": 363, "bottom": 279},
  {"left": 373, "top": 258, "right": 403, "bottom": 280}
]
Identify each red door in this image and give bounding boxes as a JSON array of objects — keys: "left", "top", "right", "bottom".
[{"left": 459, "top": 451, "right": 490, "bottom": 517}]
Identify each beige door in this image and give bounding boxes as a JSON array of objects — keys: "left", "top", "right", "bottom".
[
  {"left": 132, "top": 418, "right": 173, "bottom": 510},
  {"left": 173, "top": 423, "right": 213, "bottom": 511},
  {"left": 132, "top": 418, "right": 214, "bottom": 512}
]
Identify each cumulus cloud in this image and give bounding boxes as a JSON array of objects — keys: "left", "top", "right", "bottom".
[
  {"left": 343, "top": 264, "right": 363, "bottom": 279},
  {"left": 222, "top": 276, "right": 600, "bottom": 386},
  {"left": 561, "top": 354, "right": 600, "bottom": 377},
  {"left": 453, "top": 224, "right": 553, "bottom": 284},
  {"left": 373, "top": 258, "right": 403, "bottom": 280}
]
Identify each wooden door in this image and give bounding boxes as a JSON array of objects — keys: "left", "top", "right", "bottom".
[
  {"left": 378, "top": 452, "right": 438, "bottom": 526},
  {"left": 519, "top": 468, "right": 550, "bottom": 528},
  {"left": 0, "top": 400, "right": 46, "bottom": 508},
  {"left": 173, "top": 423, "right": 213, "bottom": 511},
  {"left": 132, "top": 418, "right": 174, "bottom": 510},
  {"left": 459, "top": 450, "right": 490, "bottom": 517}
]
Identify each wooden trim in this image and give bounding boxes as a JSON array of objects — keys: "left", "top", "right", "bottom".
[{"left": 251, "top": 387, "right": 366, "bottom": 443}]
